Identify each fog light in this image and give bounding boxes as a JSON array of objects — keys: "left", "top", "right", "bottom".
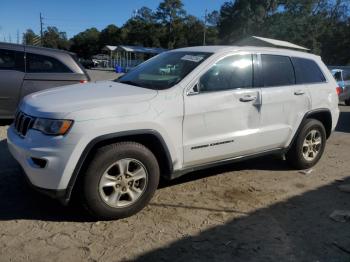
[{"left": 30, "top": 158, "right": 47, "bottom": 168}]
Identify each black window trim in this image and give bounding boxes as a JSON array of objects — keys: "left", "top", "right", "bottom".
[
  {"left": 257, "top": 53, "right": 328, "bottom": 88},
  {"left": 0, "top": 48, "right": 25, "bottom": 72},
  {"left": 25, "top": 52, "right": 73, "bottom": 74},
  {"left": 260, "top": 53, "right": 296, "bottom": 88},
  {"left": 188, "top": 52, "right": 329, "bottom": 96},
  {"left": 196, "top": 52, "right": 256, "bottom": 94},
  {"left": 290, "top": 56, "right": 328, "bottom": 85}
]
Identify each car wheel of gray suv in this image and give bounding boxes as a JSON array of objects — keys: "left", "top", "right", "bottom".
[
  {"left": 82, "top": 142, "right": 160, "bottom": 220},
  {"left": 286, "top": 119, "right": 326, "bottom": 170},
  {"left": 345, "top": 99, "right": 350, "bottom": 106}
]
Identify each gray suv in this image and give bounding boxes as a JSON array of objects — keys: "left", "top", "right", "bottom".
[{"left": 0, "top": 42, "right": 90, "bottom": 119}]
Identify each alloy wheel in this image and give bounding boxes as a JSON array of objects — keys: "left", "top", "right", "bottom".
[
  {"left": 302, "top": 129, "right": 322, "bottom": 162},
  {"left": 99, "top": 158, "right": 148, "bottom": 208}
]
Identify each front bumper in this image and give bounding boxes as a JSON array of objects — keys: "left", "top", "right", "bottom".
[
  {"left": 20, "top": 167, "right": 68, "bottom": 204},
  {"left": 7, "top": 125, "right": 76, "bottom": 195}
]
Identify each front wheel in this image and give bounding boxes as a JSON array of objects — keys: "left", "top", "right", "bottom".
[
  {"left": 82, "top": 142, "right": 160, "bottom": 220},
  {"left": 286, "top": 119, "right": 326, "bottom": 170}
]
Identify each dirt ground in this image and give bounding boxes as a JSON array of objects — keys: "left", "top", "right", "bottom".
[
  {"left": 0, "top": 72, "right": 349, "bottom": 261},
  {"left": 86, "top": 69, "right": 120, "bottom": 82}
]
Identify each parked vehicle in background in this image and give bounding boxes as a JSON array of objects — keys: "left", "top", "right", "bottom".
[
  {"left": 78, "top": 58, "right": 98, "bottom": 69},
  {"left": 330, "top": 68, "right": 350, "bottom": 105},
  {"left": 0, "top": 42, "right": 90, "bottom": 119},
  {"left": 8, "top": 46, "right": 339, "bottom": 220}
]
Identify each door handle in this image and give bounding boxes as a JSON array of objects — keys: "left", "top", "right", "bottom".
[
  {"left": 294, "top": 90, "right": 305, "bottom": 96},
  {"left": 239, "top": 95, "right": 257, "bottom": 102}
]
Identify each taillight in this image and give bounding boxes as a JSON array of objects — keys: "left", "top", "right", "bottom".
[
  {"left": 80, "top": 80, "right": 88, "bottom": 84},
  {"left": 336, "top": 86, "right": 342, "bottom": 95}
]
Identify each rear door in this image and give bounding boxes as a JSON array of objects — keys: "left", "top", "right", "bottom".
[
  {"left": 21, "top": 51, "right": 87, "bottom": 98},
  {"left": 258, "top": 54, "right": 311, "bottom": 149},
  {"left": 0, "top": 46, "right": 25, "bottom": 118},
  {"left": 183, "top": 53, "right": 263, "bottom": 167},
  {"left": 292, "top": 57, "right": 333, "bottom": 108}
]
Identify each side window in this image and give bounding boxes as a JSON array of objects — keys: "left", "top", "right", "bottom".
[
  {"left": 0, "top": 49, "right": 24, "bottom": 71},
  {"left": 291, "top": 57, "right": 326, "bottom": 84},
  {"left": 199, "top": 54, "right": 253, "bottom": 92},
  {"left": 26, "top": 53, "right": 72, "bottom": 73},
  {"left": 261, "top": 54, "right": 295, "bottom": 87}
]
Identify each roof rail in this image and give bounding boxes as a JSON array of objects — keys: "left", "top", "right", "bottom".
[{"left": 235, "top": 36, "right": 309, "bottom": 51}]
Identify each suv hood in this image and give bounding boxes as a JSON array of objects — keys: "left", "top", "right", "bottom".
[{"left": 20, "top": 81, "right": 158, "bottom": 119}]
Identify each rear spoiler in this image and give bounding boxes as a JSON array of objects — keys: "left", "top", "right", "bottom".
[{"left": 70, "top": 53, "right": 91, "bottom": 82}]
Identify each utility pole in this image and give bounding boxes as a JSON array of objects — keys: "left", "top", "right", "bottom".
[
  {"left": 40, "top": 12, "right": 44, "bottom": 46},
  {"left": 16, "top": 30, "right": 19, "bottom": 44},
  {"left": 203, "top": 9, "right": 207, "bottom": 46}
]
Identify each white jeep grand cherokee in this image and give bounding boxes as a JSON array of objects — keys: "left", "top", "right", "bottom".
[{"left": 7, "top": 46, "right": 339, "bottom": 220}]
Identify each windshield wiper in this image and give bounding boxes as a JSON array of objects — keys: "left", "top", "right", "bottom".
[{"left": 118, "top": 80, "right": 143, "bottom": 87}]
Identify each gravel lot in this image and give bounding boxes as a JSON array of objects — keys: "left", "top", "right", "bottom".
[
  {"left": 0, "top": 71, "right": 349, "bottom": 261},
  {"left": 86, "top": 69, "right": 120, "bottom": 82}
]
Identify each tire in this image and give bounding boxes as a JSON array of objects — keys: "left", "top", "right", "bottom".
[
  {"left": 82, "top": 142, "right": 160, "bottom": 220},
  {"left": 286, "top": 119, "right": 326, "bottom": 170},
  {"left": 345, "top": 99, "right": 350, "bottom": 106}
]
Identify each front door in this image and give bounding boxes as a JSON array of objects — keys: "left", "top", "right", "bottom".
[{"left": 183, "top": 54, "right": 262, "bottom": 167}]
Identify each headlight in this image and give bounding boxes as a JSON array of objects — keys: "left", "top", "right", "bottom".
[{"left": 32, "top": 118, "right": 73, "bottom": 136}]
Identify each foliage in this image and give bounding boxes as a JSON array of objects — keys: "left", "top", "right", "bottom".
[
  {"left": 70, "top": 28, "right": 101, "bottom": 59},
  {"left": 218, "top": 0, "right": 350, "bottom": 64},
  {"left": 42, "top": 26, "right": 70, "bottom": 50},
  {"left": 121, "top": 8, "right": 162, "bottom": 47},
  {"left": 99, "top": 24, "right": 122, "bottom": 48},
  {"left": 21, "top": 0, "right": 350, "bottom": 64},
  {"left": 23, "top": 29, "right": 40, "bottom": 45}
]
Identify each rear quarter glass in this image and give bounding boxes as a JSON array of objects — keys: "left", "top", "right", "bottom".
[{"left": 70, "top": 54, "right": 90, "bottom": 81}]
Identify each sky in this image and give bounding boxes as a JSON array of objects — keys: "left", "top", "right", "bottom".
[{"left": 0, "top": 0, "right": 227, "bottom": 42}]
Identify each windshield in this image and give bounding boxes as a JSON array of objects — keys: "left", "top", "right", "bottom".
[{"left": 116, "top": 51, "right": 212, "bottom": 90}]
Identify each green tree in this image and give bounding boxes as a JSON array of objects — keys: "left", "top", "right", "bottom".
[
  {"left": 42, "top": 26, "right": 70, "bottom": 50},
  {"left": 265, "top": 0, "right": 350, "bottom": 59},
  {"left": 205, "top": 11, "right": 220, "bottom": 45},
  {"left": 70, "top": 28, "right": 101, "bottom": 58},
  {"left": 135, "top": 7, "right": 155, "bottom": 23},
  {"left": 181, "top": 15, "right": 204, "bottom": 46},
  {"left": 99, "top": 24, "right": 122, "bottom": 46},
  {"left": 121, "top": 6, "right": 162, "bottom": 47},
  {"left": 216, "top": 0, "right": 350, "bottom": 64},
  {"left": 218, "top": 0, "right": 279, "bottom": 43},
  {"left": 156, "top": 0, "right": 187, "bottom": 48},
  {"left": 23, "top": 29, "right": 40, "bottom": 45}
]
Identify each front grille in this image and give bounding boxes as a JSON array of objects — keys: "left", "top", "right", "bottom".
[{"left": 14, "top": 111, "right": 35, "bottom": 137}]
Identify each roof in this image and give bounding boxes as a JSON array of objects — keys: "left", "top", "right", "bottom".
[
  {"left": 104, "top": 45, "right": 118, "bottom": 52},
  {"left": 173, "top": 45, "right": 318, "bottom": 60},
  {"left": 235, "top": 36, "right": 309, "bottom": 51},
  {"left": 0, "top": 42, "right": 75, "bottom": 55},
  {"left": 331, "top": 69, "right": 343, "bottom": 73},
  {"left": 103, "top": 45, "right": 167, "bottom": 54}
]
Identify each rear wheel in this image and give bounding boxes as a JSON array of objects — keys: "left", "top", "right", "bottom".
[
  {"left": 286, "top": 119, "right": 326, "bottom": 170},
  {"left": 82, "top": 142, "right": 160, "bottom": 220}
]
